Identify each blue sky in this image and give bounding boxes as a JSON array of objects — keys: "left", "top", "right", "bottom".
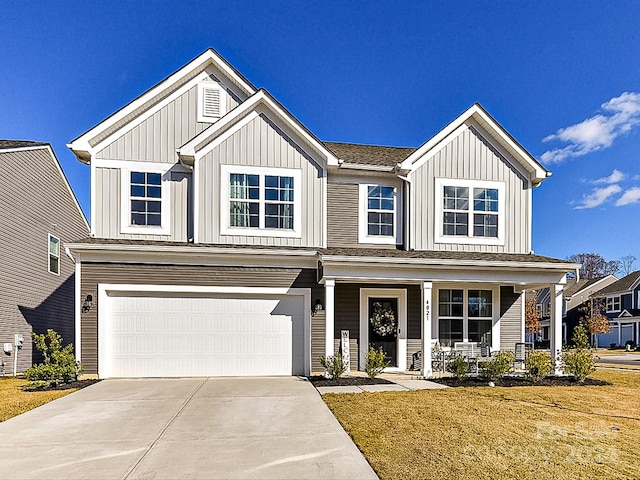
[{"left": 2, "top": 1, "right": 640, "bottom": 263}]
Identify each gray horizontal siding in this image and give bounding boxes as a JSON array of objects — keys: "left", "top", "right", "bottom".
[
  {"left": 500, "top": 286, "right": 523, "bottom": 351},
  {"left": 95, "top": 81, "right": 239, "bottom": 163},
  {"left": 94, "top": 167, "right": 190, "bottom": 241},
  {"left": 198, "top": 113, "right": 325, "bottom": 247},
  {"left": 411, "top": 124, "right": 530, "bottom": 253},
  {"left": 80, "top": 263, "right": 319, "bottom": 375},
  {"left": 0, "top": 148, "right": 88, "bottom": 372}
]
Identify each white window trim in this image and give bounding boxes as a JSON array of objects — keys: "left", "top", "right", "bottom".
[
  {"left": 120, "top": 164, "right": 171, "bottom": 235},
  {"left": 197, "top": 82, "right": 227, "bottom": 123},
  {"left": 220, "top": 165, "right": 302, "bottom": 238},
  {"left": 434, "top": 178, "right": 505, "bottom": 246},
  {"left": 48, "top": 233, "right": 61, "bottom": 275},
  {"left": 606, "top": 295, "right": 621, "bottom": 313},
  {"left": 435, "top": 285, "right": 500, "bottom": 352},
  {"left": 358, "top": 183, "right": 402, "bottom": 245}
]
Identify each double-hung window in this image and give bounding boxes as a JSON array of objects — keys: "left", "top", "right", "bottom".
[
  {"left": 606, "top": 295, "right": 621, "bottom": 312},
  {"left": 438, "top": 287, "right": 495, "bottom": 348},
  {"left": 48, "top": 234, "right": 60, "bottom": 275},
  {"left": 436, "top": 178, "right": 504, "bottom": 245},
  {"left": 120, "top": 166, "right": 170, "bottom": 235},
  {"left": 359, "top": 183, "right": 401, "bottom": 245},
  {"left": 222, "top": 165, "right": 301, "bottom": 237}
]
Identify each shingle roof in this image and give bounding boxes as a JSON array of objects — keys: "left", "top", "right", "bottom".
[
  {"left": 322, "top": 142, "right": 416, "bottom": 167},
  {"left": 597, "top": 270, "right": 640, "bottom": 295},
  {"left": 0, "top": 140, "right": 48, "bottom": 150}
]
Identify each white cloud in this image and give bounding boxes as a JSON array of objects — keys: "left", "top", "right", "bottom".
[
  {"left": 574, "top": 184, "right": 622, "bottom": 209},
  {"left": 615, "top": 187, "right": 640, "bottom": 206},
  {"left": 594, "top": 169, "right": 625, "bottom": 184},
  {"left": 541, "top": 92, "right": 640, "bottom": 163}
]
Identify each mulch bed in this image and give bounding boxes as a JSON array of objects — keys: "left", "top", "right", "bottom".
[
  {"left": 307, "top": 375, "right": 393, "bottom": 387},
  {"left": 430, "top": 376, "right": 611, "bottom": 387},
  {"left": 23, "top": 379, "right": 101, "bottom": 391}
]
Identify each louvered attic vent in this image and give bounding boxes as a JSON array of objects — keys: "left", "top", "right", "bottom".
[{"left": 197, "top": 82, "right": 226, "bottom": 122}]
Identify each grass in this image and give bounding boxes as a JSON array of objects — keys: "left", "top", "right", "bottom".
[
  {"left": 0, "top": 377, "right": 77, "bottom": 422},
  {"left": 323, "top": 369, "right": 640, "bottom": 480}
]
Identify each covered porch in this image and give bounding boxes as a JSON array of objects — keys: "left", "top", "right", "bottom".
[{"left": 317, "top": 249, "right": 579, "bottom": 377}]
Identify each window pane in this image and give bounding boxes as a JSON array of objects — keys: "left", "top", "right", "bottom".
[
  {"left": 131, "top": 185, "right": 145, "bottom": 197},
  {"left": 49, "top": 236, "right": 60, "bottom": 256},
  {"left": 468, "top": 290, "right": 492, "bottom": 317},
  {"left": 439, "top": 319, "right": 463, "bottom": 347},
  {"left": 131, "top": 200, "right": 146, "bottom": 213},
  {"left": 469, "top": 319, "right": 492, "bottom": 344},
  {"left": 443, "top": 212, "right": 468, "bottom": 236},
  {"left": 439, "top": 289, "right": 463, "bottom": 318},
  {"left": 147, "top": 213, "right": 161, "bottom": 226},
  {"left": 474, "top": 188, "right": 498, "bottom": 212},
  {"left": 265, "top": 175, "right": 278, "bottom": 188},
  {"left": 131, "top": 213, "right": 146, "bottom": 225},
  {"left": 473, "top": 214, "right": 498, "bottom": 237},
  {"left": 131, "top": 172, "right": 145, "bottom": 184},
  {"left": 147, "top": 201, "right": 161, "bottom": 213},
  {"left": 49, "top": 255, "right": 59, "bottom": 275},
  {"left": 147, "top": 186, "right": 161, "bottom": 198},
  {"left": 147, "top": 173, "right": 161, "bottom": 185}
]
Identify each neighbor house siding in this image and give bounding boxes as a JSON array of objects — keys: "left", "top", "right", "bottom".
[
  {"left": 500, "top": 286, "right": 523, "bottom": 351},
  {"left": 198, "top": 113, "right": 325, "bottom": 247},
  {"left": 411, "top": 124, "right": 530, "bottom": 253},
  {"left": 93, "top": 167, "right": 191, "bottom": 241},
  {"left": 79, "top": 263, "right": 319, "bottom": 375},
  {"left": 95, "top": 82, "right": 239, "bottom": 163},
  {"left": 0, "top": 147, "right": 88, "bottom": 372}
]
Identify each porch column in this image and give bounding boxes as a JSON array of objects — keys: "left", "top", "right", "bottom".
[
  {"left": 550, "top": 282, "right": 564, "bottom": 375},
  {"left": 325, "top": 278, "right": 335, "bottom": 357},
  {"left": 421, "top": 282, "right": 433, "bottom": 377}
]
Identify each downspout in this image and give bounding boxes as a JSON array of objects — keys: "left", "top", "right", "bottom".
[{"left": 397, "top": 172, "right": 411, "bottom": 251}]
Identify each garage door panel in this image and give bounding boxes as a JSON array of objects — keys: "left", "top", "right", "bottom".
[{"left": 104, "top": 293, "right": 305, "bottom": 377}]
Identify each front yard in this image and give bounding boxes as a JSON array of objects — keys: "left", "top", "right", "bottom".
[
  {"left": 0, "top": 377, "right": 78, "bottom": 422},
  {"left": 323, "top": 369, "right": 639, "bottom": 480}
]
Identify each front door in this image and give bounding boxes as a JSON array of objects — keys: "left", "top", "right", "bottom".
[{"left": 368, "top": 297, "right": 398, "bottom": 367}]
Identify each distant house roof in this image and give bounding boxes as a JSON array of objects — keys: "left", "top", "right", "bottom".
[
  {"left": 0, "top": 140, "right": 48, "bottom": 150},
  {"left": 597, "top": 270, "right": 640, "bottom": 296},
  {"left": 323, "top": 142, "right": 416, "bottom": 168}
]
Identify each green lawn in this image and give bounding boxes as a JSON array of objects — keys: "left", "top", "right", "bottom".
[
  {"left": 0, "top": 377, "right": 77, "bottom": 422},
  {"left": 323, "top": 369, "right": 640, "bottom": 480}
]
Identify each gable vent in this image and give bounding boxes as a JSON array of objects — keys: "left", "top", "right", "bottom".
[{"left": 198, "top": 82, "right": 226, "bottom": 122}]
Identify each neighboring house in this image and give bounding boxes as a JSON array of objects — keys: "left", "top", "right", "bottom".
[
  {"left": 67, "top": 48, "right": 578, "bottom": 379},
  {"left": 593, "top": 270, "right": 640, "bottom": 347},
  {"left": 533, "top": 275, "right": 617, "bottom": 346},
  {"left": 0, "top": 141, "right": 89, "bottom": 374}
]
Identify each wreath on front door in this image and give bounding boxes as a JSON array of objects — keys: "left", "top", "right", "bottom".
[{"left": 370, "top": 302, "right": 397, "bottom": 337}]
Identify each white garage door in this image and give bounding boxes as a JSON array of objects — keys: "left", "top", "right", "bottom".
[{"left": 101, "top": 292, "right": 306, "bottom": 378}]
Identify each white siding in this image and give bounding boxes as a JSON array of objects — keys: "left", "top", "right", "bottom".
[
  {"left": 411, "top": 124, "right": 530, "bottom": 253},
  {"left": 198, "top": 114, "right": 325, "bottom": 247}
]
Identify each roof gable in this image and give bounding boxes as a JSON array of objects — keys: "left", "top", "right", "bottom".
[
  {"left": 598, "top": 270, "right": 640, "bottom": 296},
  {"left": 68, "top": 48, "right": 257, "bottom": 163},
  {"left": 399, "top": 103, "right": 549, "bottom": 186}
]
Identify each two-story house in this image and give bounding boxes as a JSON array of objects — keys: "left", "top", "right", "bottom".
[
  {"left": 1, "top": 141, "right": 88, "bottom": 374},
  {"left": 67, "top": 48, "right": 578, "bottom": 379},
  {"left": 594, "top": 271, "right": 640, "bottom": 348}
]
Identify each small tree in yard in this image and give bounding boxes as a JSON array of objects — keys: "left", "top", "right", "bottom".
[
  {"left": 365, "top": 347, "right": 389, "bottom": 378},
  {"left": 319, "top": 352, "right": 347, "bottom": 380},
  {"left": 579, "top": 298, "right": 611, "bottom": 347},
  {"left": 563, "top": 322, "right": 596, "bottom": 382},
  {"left": 24, "top": 329, "right": 83, "bottom": 388},
  {"left": 525, "top": 292, "right": 541, "bottom": 336}
]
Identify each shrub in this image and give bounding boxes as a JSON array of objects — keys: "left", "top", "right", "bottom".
[
  {"left": 24, "top": 330, "right": 83, "bottom": 387},
  {"left": 524, "top": 350, "right": 553, "bottom": 382},
  {"left": 446, "top": 354, "right": 469, "bottom": 381},
  {"left": 319, "top": 352, "right": 347, "bottom": 380},
  {"left": 562, "top": 323, "right": 596, "bottom": 382},
  {"left": 480, "top": 351, "right": 515, "bottom": 382},
  {"left": 365, "top": 347, "right": 389, "bottom": 378}
]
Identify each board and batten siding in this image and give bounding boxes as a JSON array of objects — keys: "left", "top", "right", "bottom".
[
  {"left": 411, "top": 124, "right": 530, "bottom": 253},
  {"left": 93, "top": 167, "right": 191, "bottom": 241},
  {"left": 198, "top": 113, "right": 325, "bottom": 247},
  {"left": 500, "top": 286, "right": 523, "bottom": 351},
  {"left": 0, "top": 147, "right": 88, "bottom": 372},
  {"left": 95, "top": 81, "right": 239, "bottom": 163},
  {"left": 79, "top": 263, "right": 320, "bottom": 375}
]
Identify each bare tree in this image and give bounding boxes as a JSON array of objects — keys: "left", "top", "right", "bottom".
[
  {"left": 525, "top": 292, "right": 541, "bottom": 334},
  {"left": 619, "top": 255, "right": 637, "bottom": 276},
  {"left": 567, "top": 253, "right": 620, "bottom": 279}
]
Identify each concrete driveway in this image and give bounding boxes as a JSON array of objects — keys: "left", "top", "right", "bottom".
[{"left": 0, "top": 377, "right": 377, "bottom": 479}]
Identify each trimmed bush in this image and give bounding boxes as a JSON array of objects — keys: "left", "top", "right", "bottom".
[
  {"left": 24, "top": 330, "right": 83, "bottom": 387},
  {"left": 365, "top": 347, "right": 389, "bottom": 378},
  {"left": 524, "top": 350, "right": 553, "bottom": 383},
  {"left": 562, "top": 323, "right": 596, "bottom": 382},
  {"left": 319, "top": 352, "right": 347, "bottom": 380},
  {"left": 446, "top": 354, "right": 469, "bottom": 381},
  {"left": 480, "top": 351, "right": 515, "bottom": 382}
]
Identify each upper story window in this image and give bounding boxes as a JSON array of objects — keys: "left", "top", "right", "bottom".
[
  {"left": 120, "top": 166, "right": 171, "bottom": 235},
  {"left": 48, "top": 234, "right": 60, "bottom": 275},
  {"left": 197, "top": 82, "right": 226, "bottom": 122},
  {"left": 606, "top": 295, "right": 621, "bottom": 312},
  {"left": 221, "top": 165, "right": 301, "bottom": 238},
  {"left": 358, "top": 183, "right": 402, "bottom": 245},
  {"left": 435, "top": 178, "right": 505, "bottom": 246}
]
